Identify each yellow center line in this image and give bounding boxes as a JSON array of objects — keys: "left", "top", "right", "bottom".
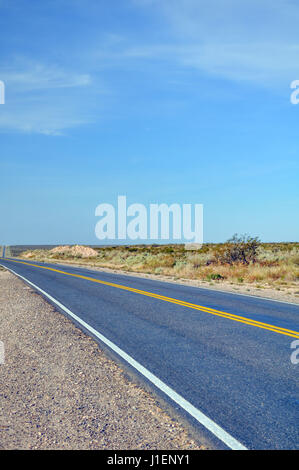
[{"left": 3, "top": 258, "right": 299, "bottom": 339}]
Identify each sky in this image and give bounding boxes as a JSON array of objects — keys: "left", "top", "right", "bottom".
[{"left": 0, "top": 0, "right": 298, "bottom": 245}]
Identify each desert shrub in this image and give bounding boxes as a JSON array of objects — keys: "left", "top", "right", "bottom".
[
  {"left": 154, "top": 267, "right": 163, "bottom": 274},
  {"left": 161, "top": 246, "right": 174, "bottom": 254},
  {"left": 206, "top": 273, "right": 224, "bottom": 281},
  {"left": 292, "top": 255, "right": 299, "bottom": 266},
  {"left": 187, "top": 252, "right": 212, "bottom": 268},
  {"left": 126, "top": 254, "right": 146, "bottom": 266},
  {"left": 173, "top": 260, "right": 188, "bottom": 271},
  {"left": 128, "top": 247, "right": 138, "bottom": 252},
  {"left": 218, "top": 234, "right": 260, "bottom": 265}
]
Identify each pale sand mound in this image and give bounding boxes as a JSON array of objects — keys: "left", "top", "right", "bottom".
[
  {"left": 50, "top": 245, "right": 98, "bottom": 258},
  {"left": 22, "top": 252, "right": 35, "bottom": 259}
]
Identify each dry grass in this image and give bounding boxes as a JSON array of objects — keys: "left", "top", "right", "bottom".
[{"left": 19, "top": 242, "right": 299, "bottom": 290}]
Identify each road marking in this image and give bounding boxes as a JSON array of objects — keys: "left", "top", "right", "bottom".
[
  {"left": 2, "top": 258, "right": 299, "bottom": 339},
  {"left": 20, "top": 258, "right": 299, "bottom": 306},
  {"left": 2, "top": 264, "right": 247, "bottom": 450}
]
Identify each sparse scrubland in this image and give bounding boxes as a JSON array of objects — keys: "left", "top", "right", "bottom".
[{"left": 19, "top": 236, "right": 299, "bottom": 298}]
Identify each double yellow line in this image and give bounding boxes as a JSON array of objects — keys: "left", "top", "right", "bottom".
[{"left": 3, "top": 258, "right": 299, "bottom": 339}]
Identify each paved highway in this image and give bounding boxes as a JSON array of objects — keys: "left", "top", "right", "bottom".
[{"left": 1, "top": 257, "right": 298, "bottom": 450}]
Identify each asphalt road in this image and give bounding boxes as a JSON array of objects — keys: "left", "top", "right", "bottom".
[{"left": 1, "top": 257, "right": 298, "bottom": 450}]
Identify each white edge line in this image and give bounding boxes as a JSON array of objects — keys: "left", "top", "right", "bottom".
[{"left": 1, "top": 263, "right": 247, "bottom": 450}]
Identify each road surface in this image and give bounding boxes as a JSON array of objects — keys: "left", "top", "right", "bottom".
[{"left": 1, "top": 257, "right": 298, "bottom": 450}]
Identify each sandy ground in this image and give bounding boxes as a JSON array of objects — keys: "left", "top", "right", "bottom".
[
  {"left": 0, "top": 269, "right": 203, "bottom": 450},
  {"left": 31, "top": 258, "right": 299, "bottom": 305}
]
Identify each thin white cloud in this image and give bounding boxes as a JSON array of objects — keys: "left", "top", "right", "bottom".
[
  {"left": 106, "top": 41, "right": 299, "bottom": 87},
  {"left": 2, "top": 0, "right": 299, "bottom": 135},
  {"left": 0, "top": 60, "right": 103, "bottom": 135},
  {"left": 0, "top": 105, "right": 92, "bottom": 136},
  {"left": 178, "top": 43, "right": 299, "bottom": 84},
  {"left": 132, "top": 0, "right": 299, "bottom": 86},
  {"left": 0, "top": 61, "right": 91, "bottom": 92}
]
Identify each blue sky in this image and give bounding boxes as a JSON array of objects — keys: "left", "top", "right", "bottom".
[{"left": 0, "top": 0, "right": 298, "bottom": 244}]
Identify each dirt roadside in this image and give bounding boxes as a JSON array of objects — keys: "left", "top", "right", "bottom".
[{"left": 0, "top": 269, "right": 203, "bottom": 450}]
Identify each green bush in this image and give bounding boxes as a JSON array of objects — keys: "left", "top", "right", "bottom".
[{"left": 206, "top": 273, "right": 224, "bottom": 281}]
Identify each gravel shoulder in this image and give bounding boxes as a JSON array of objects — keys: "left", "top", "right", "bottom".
[{"left": 0, "top": 269, "right": 203, "bottom": 450}]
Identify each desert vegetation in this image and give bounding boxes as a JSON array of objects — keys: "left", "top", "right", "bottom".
[{"left": 19, "top": 236, "right": 299, "bottom": 293}]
